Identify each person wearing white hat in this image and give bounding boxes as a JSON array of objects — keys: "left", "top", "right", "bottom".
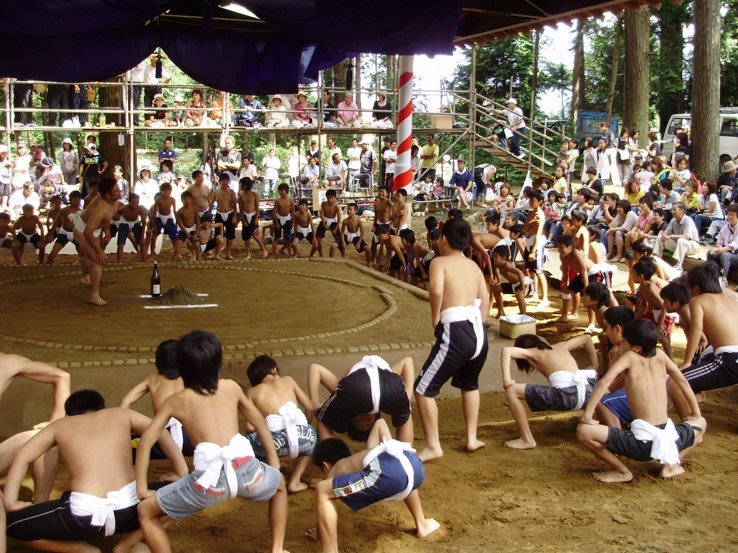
[
  {"left": 59, "top": 137, "right": 80, "bottom": 185},
  {"left": 264, "top": 95, "right": 289, "bottom": 128},
  {"left": 718, "top": 159, "right": 738, "bottom": 205},
  {"left": 0, "top": 145, "right": 11, "bottom": 208},
  {"left": 494, "top": 97, "right": 526, "bottom": 158},
  {"left": 133, "top": 164, "right": 158, "bottom": 211}
]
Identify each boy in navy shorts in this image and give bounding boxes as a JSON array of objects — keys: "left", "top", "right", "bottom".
[
  {"left": 308, "top": 419, "right": 439, "bottom": 552},
  {"left": 414, "top": 218, "right": 490, "bottom": 461}
]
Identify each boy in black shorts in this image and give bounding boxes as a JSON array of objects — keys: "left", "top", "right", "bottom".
[
  {"left": 523, "top": 189, "right": 548, "bottom": 309},
  {"left": 292, "top": 198, "right": 317, "bottom": 257},
  {"left": 414, "top": 218, "right": 490, "bottom": 461}
]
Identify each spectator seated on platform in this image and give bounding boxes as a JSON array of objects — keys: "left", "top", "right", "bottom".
[
  {"left": 184, "top": 88, "right": 206, "bottom": 127},
  {"left": 370, "top": 91, "right": 393, "bottom": 129},
  {"left": 292, "top": 93, "right": 314, "bottom": 128},
  {"left": 265, "top": 95, "right": 290, "bottom": 128},
  {"left": 653, "top": 201, "right": 699, "bottom": 273},
  {"left": 336, "top": 92, "right": 361, "bottom": 128},
  {"left": 319, "top": 89, "right": 337, "bottom": 128},
  {"left": 718, "top": 160, "right": 737, "bottom": 204},
  {"left": 302, "top": 157, "right": 321, "bottom": 189},
  {"left": 9, "top": 183, "right": 40, "bottom": 219},
  {"left": 172, "top": 94, "right": 186, "bottom": 126},
  {"left": 145, "top": 93, "right": 176, "bottom": 128},
  {"left": 209, "top": 90, "right": 234, "bottom": 127},
  {"left": 235, "top": 94, "right": 263, "bottom": 127}
]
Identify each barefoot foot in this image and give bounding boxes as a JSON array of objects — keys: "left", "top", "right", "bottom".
[
  {"left": 466, "top": 439, "right": 486, "bottom": 452},
  {"left": 660, "top": 464, "right": 685, "bottom": 479},
  {"left": 79, "top": 275, "right": 91, "bottom": 286},
  {"left": 416, "top": 518, "right": 441, "bottom": 539},
  {"left": 504, "top": 438, "right": 536, "bottom": 450},
  {"left": 592, "top": 470, "right": 633, "bottom": 483},
  {"left": 287, "top": 482, "right": 308, "bottom": 494},
  {"left": 417, "top": 446, "right": 444, "bottom": 462},
  {"left": 89, "top": 295, "right": 108, "bottom": 306}
]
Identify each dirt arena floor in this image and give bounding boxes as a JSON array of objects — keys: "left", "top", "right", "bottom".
[{"left": 2, "top": 216, "right": 738, "bottom": 553}]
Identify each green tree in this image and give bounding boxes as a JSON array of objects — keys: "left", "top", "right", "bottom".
[{"left": 539, "top": 62, "right": 572, "bottom": 120}]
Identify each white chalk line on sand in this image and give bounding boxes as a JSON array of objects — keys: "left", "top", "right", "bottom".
[
  {"left": 144, "top": 304, "right": 219, "bottom": 310},
  {"left": 138, "top": 293, "right": 209, "bottom": 298}
]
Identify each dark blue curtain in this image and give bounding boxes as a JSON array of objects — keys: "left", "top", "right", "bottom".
[{"left": 0, "top": 0, "right": 463, "bottom": 90}]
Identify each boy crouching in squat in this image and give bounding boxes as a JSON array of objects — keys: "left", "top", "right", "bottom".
[
  {"left": 135, "top": 330, "right": 288, "bottom": 553},
  {"left": 307, "top": 419, "right": 439, "bottom": 553},
  {"left": 577, "top": 319, "right": 706, "bottom": 483}
]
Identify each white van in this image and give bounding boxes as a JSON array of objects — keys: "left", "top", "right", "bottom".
[{"left": 662, "top": 109, "right": 738, "bottom": 163}]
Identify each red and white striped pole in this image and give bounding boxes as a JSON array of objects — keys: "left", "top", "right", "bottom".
[{"left": 392, "top": 56, "right": 414, "bottom": 226}]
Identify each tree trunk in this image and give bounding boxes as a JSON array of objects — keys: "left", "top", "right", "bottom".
[
  {"left": 605, "top": 16, "right": 622, "bottom": 126},
  {"left": 98, "top": 77, "right": 132, "bottom": 181},
  {"left": 656, "top": 1, "right": 689, "bottom": 134},
  {"left": 570, "top": 21, "right": 586, "bottom": 132},
  {"left": 386, "top": 55, "right": 395, "bottom": 93},
  {"left": 624, "top": 6, "right": 650, "bottom": 147},
  {"left": 691, "top": 0, "right": 721, "bottom": 181}
]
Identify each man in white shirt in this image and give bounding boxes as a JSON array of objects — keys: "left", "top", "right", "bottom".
[
  {"left": 8, "top": 183, "right": 40, "bottom": 218},
  {"left": 142, "top": 55, "right": 172, "bottom": 109},
  {"left": 495, "top": 98, "right": 526, "bottom": 158},
  {"left": 383, "top": 140, "right": 397, "bottom": 188},
  {"left": 262, "top": 149, "right": 281, "bottom": 197},
  {"left": 706, "top": 203, "right": 738, "bottom": 285},
  {"left": 654, "top": 202, "right": 699, "bottom": 272},
  {"left": 324, "top": 153, "right": 347, "bottom": 188},
  {"left": 346, "top": 138, "right": 361, "bottom": 183}
]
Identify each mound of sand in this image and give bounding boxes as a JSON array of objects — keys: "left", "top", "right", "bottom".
[{"left": 151, "top": 285, "right": 203, "bottom": 305}]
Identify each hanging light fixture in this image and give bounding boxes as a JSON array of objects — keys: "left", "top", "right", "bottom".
[
  {"left": 155, "top": 49, "right": 163, "bottom": 79},
  {"left": 345, "top": 59, "right": 354, "bottom": 90}
]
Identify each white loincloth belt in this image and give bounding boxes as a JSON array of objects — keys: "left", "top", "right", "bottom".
[
  {"left": 71, "top": 212, "right": 101, "bottom": 238},
  {"left": 548, "top": 369, "right": 597, "bottom": 410},
  {"left": 440, "top": 299, "right": 484, "bottom": 360},
  {"left": 68, "top": 481, "right": 138, "bottom": 537},
  {"left": 265, "top": 401, "right": 308, "bottom": 459},
  {"left": 631, "top": 418, "right": 680, "bottom": 465},
  {"left": 362, "top": 438, "right": 417, "bottom": 501},
  {"left": 348, "top": 355, "right": 392, "bottom": 414},
  {"left": 422, "top": 251, "right": 435, "bottom": 263},
  {"left": 166, "top": 417, "right": 184, "bottom": 450},
  {"left": 277, "top": 214, "right": 291, "bottom": 226},
  {"left": 194, "top": 434, "right": 255, "bottom": 497},
  {"left": 715, "top": 345, "right": 738, "bottom": 354},
  {"left": 244, "top": 211, "right": 256, "bottom": 224}
]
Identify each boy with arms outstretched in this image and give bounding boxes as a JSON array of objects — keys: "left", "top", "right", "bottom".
[
  {"left": 578, "top": 319, "right": 706, "bottom": 483},
  {"left": 136, "top": 330, "right": 288, "bottom": 553},
  {"left": 414, "top": 218, "right": 490, "bottom": 461},
  {"left": 12, "top": 204, "right": 45, "bottom": 265},
  {"left": 244, "top": 355, "right": 316, "bottom": 493},
  {"left": 308, "top": 419, "right": 439, "bottom": 553}
]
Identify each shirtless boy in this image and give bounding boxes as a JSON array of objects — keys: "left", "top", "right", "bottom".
[
  {"left": 272, "top": 183, "right": 295, "bottom": 256},
  {"left": 42, "top": 195, "right": 63, "bottom": 249},
  {"left": 633, "top": 258, "right": 675, "bottom": 359},
  {"left": 135, "top": 330, "right": 288, "bottom": 553},
  {"left": 46, "top": 191, "right": 82, "bottom": 265},
  {"left": 186, "top": 170, "right": 211, "bottom": 216},
  {"left": 523, "top": 189, "right": 549, "bottom": 308},
  {"left": 174, "top": 190, "right": 200, "bottom": 261},
  {"left": 0, "top": 212, "right": 14, "bottom": 251},
  {"left": 390, "top": 188, "right": 408, "bottom": 235},
  {"left": 12, "top": 204, "right": 45, "bottom": 265},
  {"left": 374, "top": 224, "right": 406, "bottom": 279},
  {"left": 578, "top": 319, "right": 706, "bottom": 482},
  {"left": 314, "top": 189, "right": 341, "bottom": 258},
  {"left": 244, "top": 355, "right": 316, "bottom": 493},
  {"left": 371, "top": 186, "right": 394, "bottom": 265},
  {"left": 501, "top": 334, "right": 598, "bottom": 449},
  {"left": 668, "top": 261, "right": 738, "bottom": 416},
  {"left": 414, "top": 218, "right": 490, "bottom": 460},
  {"left": 291, "top": 198, "right": 316, "bottom": 257},
  {"left": 337, "top": 202, "right": 369, "bottom": 264},
  {"left": 4, "top": 390, "right": 188, "bottom": 553},
  {"left": 115, "top": 193, "right": 147, "bottom": 263},
  {"left": 595, "top": 306, "right": 636, "bottom": 427},
  {"left": 308, "top": 419, "right": 439, "bottom": 553},
  {"left": 489, "top": 244, "right": 531, "bottom": 317},
  {"left": 149, "top": 183, "right": 178, "bottom": 259},
  {"left": 238, "top": 177, "right": 268, "bottom": 259},
  {"left": 309, "top": 355, "right": 415, "bottom": 442},
  {"left": 210, "top": 174, "right": 238, "bottom": 259},
  {"left": 195, "top": 215, "right": 224, "bottom": 261},
  {"left": 72, "top": 178, "right": 121, "bottom": 305},
  {"left": 120, "top": 339, "right": 194, "bottom": 457}
]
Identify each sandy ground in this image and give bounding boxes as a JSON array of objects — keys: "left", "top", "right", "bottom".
[{"left": 3, "top": 212, "right": 738, "bottom": 553}]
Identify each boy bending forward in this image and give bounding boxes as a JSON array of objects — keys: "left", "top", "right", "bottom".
[{"left": 308, "top": 419, "right": 439, "bottom": 553}]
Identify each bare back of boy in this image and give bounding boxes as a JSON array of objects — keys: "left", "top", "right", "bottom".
[
  {"left": 432, "top": 256, "right": 487, "bottom": 318},
  {"left": 247, "top": 377, "right": 300, "bottom": 416}
]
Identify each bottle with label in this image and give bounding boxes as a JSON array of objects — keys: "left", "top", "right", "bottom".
[
  {"left": 99, "top": 113, "right": 106, "bottom": 127},
  {"left": 151, "top": 261, "right": 161, "bottom": 297}
]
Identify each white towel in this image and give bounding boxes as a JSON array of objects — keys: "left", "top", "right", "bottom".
[
  {"left": 165, "top": 417, "right": 184, "bottom": 451},
  {"left": 194, "top": 434, "right": 255, "bottom": 497},
  {"left": 631, "top": 418, "right": 680, "bottom": 466},
  {"left": 548, "top": 369, "right": 597, "bottom": 410},
  {"left": 362, "top": 438, "right": 417, "bottom": 501},
  {"left": 348, "top": 356, "right": 392, "bottom": 414},
  {"left": 68, "top": 481, "right": 138, "bottom": 537},
  {"left": 265, "top": 401, "right": 309, "bottom": 459},
  {"left": 440, "top": 299, "right": 484, "bottom": 360}
]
